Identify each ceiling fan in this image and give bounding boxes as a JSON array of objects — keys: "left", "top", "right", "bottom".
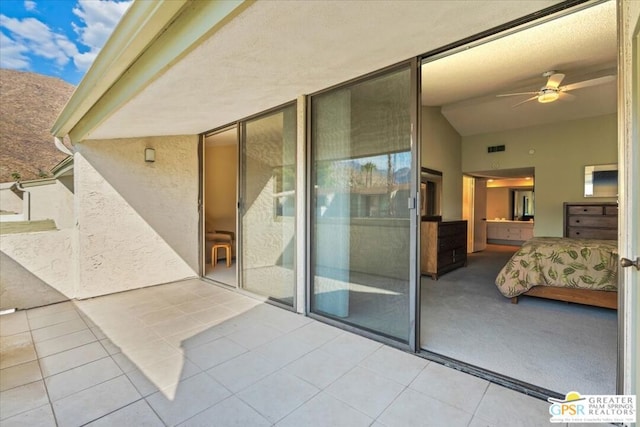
[{"left": 497, "top": 70, "right": 616, "bottom": 107}]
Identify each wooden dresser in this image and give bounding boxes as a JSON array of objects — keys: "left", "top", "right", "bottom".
[
  {"left": 563, "top": 202, "right": 618, "bottom": 239},
  {"left": 421, "top": 220, "right": 467, "bottom": 279}
]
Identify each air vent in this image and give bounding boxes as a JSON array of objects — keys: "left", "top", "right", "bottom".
[{"left": 487, "top": 145, "right": 505, "bottom": 153}]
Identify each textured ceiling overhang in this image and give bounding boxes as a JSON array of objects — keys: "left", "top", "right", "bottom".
[{"left": 76, "top": 0, "right": 566, "bottom": 140}]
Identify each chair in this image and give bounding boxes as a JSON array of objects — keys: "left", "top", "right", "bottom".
[
  {"left": 206, "top": 230, "right": 234, "bottom": 268},
  {"left": 211, "top": 242, "right": 232, "bottom": 269}
]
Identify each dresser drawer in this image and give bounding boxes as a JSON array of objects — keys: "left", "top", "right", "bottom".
[
  {"left": 439, "top": 222, "right": 466, "bottom": 237},
  {"left": 438, "top": 234, "right": 466, "bottom": 251},
  {"left": 437, "top": 247, "right": 466, "bottom": 267},
  {"left": 568, "top": 215, "right": 617, "bottom": 228},
  {"left": 568, "top": 206, "right": 604, "bottom": 215},
  {"left": 567, "top": 228, "right": 617, "bottom": 239},
  {"left": 564, "top": 203, "right": 618, "bottom": 240}
]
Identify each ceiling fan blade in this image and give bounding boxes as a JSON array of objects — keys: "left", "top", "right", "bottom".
[
  {"left": 546, "top": 73, "right": 565, "bottom": 89},
  {"left": 512, "top": 96, "right": 538, "bottom": 107},
  {"left": 561, "top": 75, "right": 616, "bottom": 92},
  {"left": 496, "top": 91, "right": 539, "bottom": 97},
  {"left": 559, "top": 92, "right": 576, "bottom": 102}
]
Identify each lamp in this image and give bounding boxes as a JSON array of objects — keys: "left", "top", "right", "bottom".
[
  {"left": 144, "top": 148, "right": 155, "bottom": 162},
  {"left": 538, "top": 89, "right": 559, "bottom": 104}
]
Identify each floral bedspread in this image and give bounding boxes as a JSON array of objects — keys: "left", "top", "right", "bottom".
[{"left": 495, "top": 237, "right": 618, "bottom": 298}]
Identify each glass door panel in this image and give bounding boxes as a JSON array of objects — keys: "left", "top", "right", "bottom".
[
  {"left": 240, "top": 105, "right": 296, "bottom": 306},
  {"left": 310, "top": 66, "right": 415, "bottom": 342}
]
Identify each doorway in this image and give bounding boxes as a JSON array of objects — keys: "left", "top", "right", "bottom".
[
  {"left": 462, "top": 175, "right": 487, "bottom": 253},
  {"left": 203, "top": 127, "right": 238, "bottom": 287},
  {"left": 418, "top": 1, "right": 618, "bottom": 396}
]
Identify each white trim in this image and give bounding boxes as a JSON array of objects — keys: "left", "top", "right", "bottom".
[
  {"left": 295, "top": 95, "right": 307, "bottom": 314},
  {"left": 617, "top": 0, "right": 640, "bottom": 402}
]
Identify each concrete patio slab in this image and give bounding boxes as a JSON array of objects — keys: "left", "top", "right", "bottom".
[{"left": 0, "top": 279, "right": 556, "bottom": 426}]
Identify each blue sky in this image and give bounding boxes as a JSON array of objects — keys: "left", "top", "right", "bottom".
[{"left": 0, "top": 0, "right": 131, "bottom": 85}]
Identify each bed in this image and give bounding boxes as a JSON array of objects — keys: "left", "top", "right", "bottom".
[{"left": 495, "top": 237, "right": 618, "bottom": 309}]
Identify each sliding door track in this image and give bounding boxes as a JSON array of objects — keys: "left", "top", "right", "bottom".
[{"left": 418, "top": 349, "right": 564, "bottom": 402}]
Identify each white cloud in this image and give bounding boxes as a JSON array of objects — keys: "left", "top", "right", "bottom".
[
  {"left": 0, "top": 32, "right": 30, "bottom": 69},
  {"left": 71, "top": 0, "right": 132, "bottom": 71},
  {"left": 0, "top": 14, "right": 78, "bottom": 68},
  {"left": 73, "top": 50, "right": 97, "bottom": 72},
  {"left": 0, "top": 1, "right": 131, "bottom": 76}
]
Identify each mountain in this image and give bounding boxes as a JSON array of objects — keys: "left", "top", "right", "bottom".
[{"left": 0, "top": 69, "right": 75, "bottom": 182}]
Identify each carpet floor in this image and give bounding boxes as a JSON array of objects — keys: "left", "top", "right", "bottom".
[{"left": 420, "top": 244, "right": 617, "bottom": 395}]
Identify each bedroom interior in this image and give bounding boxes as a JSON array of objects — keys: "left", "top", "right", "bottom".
[
  {"left": 420, "top": 244, "right": 616, "bottom": 395},
  {"left": 419, "top": 0, "right": 618, "bottom": 395},
  {"left": 204, "top": 127, "right": 238, "bottom": 287}
]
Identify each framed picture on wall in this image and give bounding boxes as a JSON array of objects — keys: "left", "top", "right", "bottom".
[{"left": 584, "top": 163, "right": 617, "bottom": 197}]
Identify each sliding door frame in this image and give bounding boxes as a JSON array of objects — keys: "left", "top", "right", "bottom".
[
  {"left": 237, "top": 101, "right": 298, "bottom": 309},
  {"left": 200, "top": 101, "right": 300, "bottom": 312},
  {"left": 305, "top": 58, "right": 421, "bottom": 351}
]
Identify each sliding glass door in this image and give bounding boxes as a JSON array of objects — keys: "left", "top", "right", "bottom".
[
  {"left": 309, "top": 63, "right": 419, "bottom": 344},
  {"left": 239, "top": 104, "right": 297, "bottom": 306}
]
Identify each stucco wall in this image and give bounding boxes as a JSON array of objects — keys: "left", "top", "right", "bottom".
[
  {"left": 462, "top": 114, "right": 617, "bottom": 236},
  {"left": 421, "top": 107, "right": 463, "bottom": 220},
  {"left": 0, "top": 229, "right": 73, "bottom": 310},
  {"left": 0, "top": 185, "right": 22, "bottom": 214},
  {"left": 74, "top": 135, "right": 198, "bottom": 298},
  {"left": 28, "top": 180, "right": 74, "bottom": 229}
]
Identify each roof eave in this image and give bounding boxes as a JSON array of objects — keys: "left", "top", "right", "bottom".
[
  {"left": 51, "top": 156, "right": 74, "bottom": 177},
  {"left": 51, "top": 0, "right": 189, "bottom": 139}
]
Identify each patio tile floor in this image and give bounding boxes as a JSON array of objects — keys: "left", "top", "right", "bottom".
[{"left": 0, "top": 278, "right": 560, "bottom": 426}]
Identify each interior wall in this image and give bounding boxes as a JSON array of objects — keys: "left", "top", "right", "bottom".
[
  {"left": 486, "top": 187, "right": 510, "bottom": 220},
  {"left": 74, "top": 135, "right": 198, "bottom": 299},
  {"left": 421, "top": 106, "right": 463, "bottom": 220},
  {"left": 204, "top": 143, "right": 237, "bottom": 234},
  {"left": 462, "top": 114, "right": 617, "bottom": 236}
]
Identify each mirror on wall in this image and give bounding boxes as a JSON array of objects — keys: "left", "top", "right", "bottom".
[
  {"left": 512, "top": 189, "right": 534, "bottom": 221},
  {"left": 584, "top": 163, "right": 618, "bottom": 197},
  {"left": 421, "top": 168, "right": 442, "bottom": 220}
]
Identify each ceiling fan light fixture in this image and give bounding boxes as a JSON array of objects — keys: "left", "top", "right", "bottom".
[{"left": 538, "top": 90, "right": 559, "bottom": 103}]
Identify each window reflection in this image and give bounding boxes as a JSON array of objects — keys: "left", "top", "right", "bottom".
[
  {"left": 315, "top": 152, "right": 411, "bottom": 219},
  {"left": 273, "top": 166, "right": 295, "bottom": 217}
]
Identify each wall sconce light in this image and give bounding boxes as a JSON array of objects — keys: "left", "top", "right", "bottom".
[{"left": 144, "top": 148, "right": 155, "bottom": 163}]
